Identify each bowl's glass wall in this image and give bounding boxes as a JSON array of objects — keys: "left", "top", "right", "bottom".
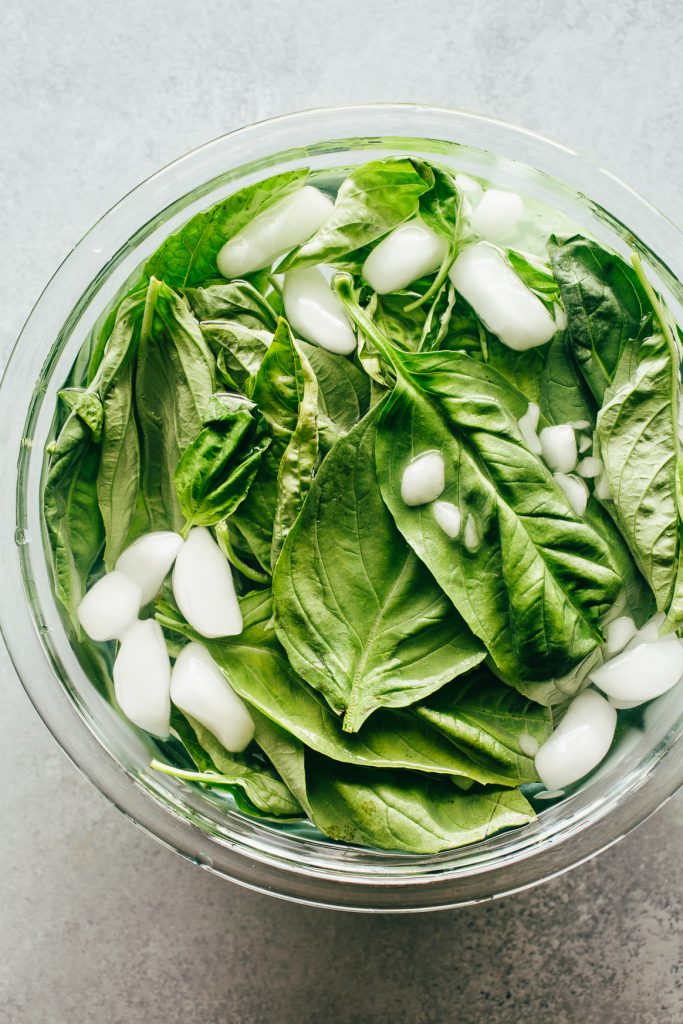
[{"left": 3, "top": 106, "right": 683, "bottom": 912}]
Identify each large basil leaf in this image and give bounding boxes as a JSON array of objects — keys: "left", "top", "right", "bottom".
[
  {"left": 135, "top": 279, "right": 215, "bottom": 531},
  {"left": 408, "top": 164, "right": 462, "bottom": 309},
  {"left": 271, "top": 348, "right": 318, "bottom": 565},
  {"left": 174, "top": 393, "right": 270, "bottom": 529},
  {"left": 163, "top": 710, "right": 302, "bottom": 819},
  {"left": 231, "top": 320, "right": 309, "bottom": 570},
  {"left": 251, "top": 716, "right": 534, "bottom": 853},
  {"left": 156, "top": 597, "right": 514, "bottom": 785},
  {"left": 548, "top": 235, "right": 653, "bottom": 402},
  {"left": 595, "top": 328, "right": 683, "bottom": 622},
  {"left": 273, "top": 402, "right": 486, "bottom": 731},
  {"left": 414, "top": 667, "right": 552, "bottom": 785},
  {"left": 304, "top": 757, "right": 534, "bottom": 853},
  {"left": 335, "top": 278, "right": 622, "bottom": 700},
  {"left": 56, "top": 389, "right": 103, "bottom": 441},
  {"left": 184, "top": 280, "right": 278, "bottom": 330},
  {"left": 143, "top": 170, "right": 308, "bottom": 288},
  {"left": 299, "top": 342, "right": 370, "bottom": 450},
  {"left": 279, "top": 158, "right": 433, "bottom": 271},
  {"left": 98, "top": 357, "right": 140, "bottom": 568},
  {"left": 44, "top": 415, "right": 104, "bottom": 618},
  {"left": 539, "top": 332, "right": 596, "bottom": 425}
]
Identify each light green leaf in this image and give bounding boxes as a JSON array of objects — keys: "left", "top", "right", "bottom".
[
  {"left": 273, "top": 402, "right": 486, "bottom": 731},
  {"left": 279, "top": 158, "right": 433, "bottom": 271},
  {"left": 144, "top": 170, "right": 309, "bottom": 288}
]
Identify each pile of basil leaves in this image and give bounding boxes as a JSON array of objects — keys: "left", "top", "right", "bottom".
[{"left": 44, "top": 157, "right": 683, "bottom": 854}]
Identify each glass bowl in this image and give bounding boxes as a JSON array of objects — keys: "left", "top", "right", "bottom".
[{"left": 3, "top": 104, "right": 683, "bottom": 913}]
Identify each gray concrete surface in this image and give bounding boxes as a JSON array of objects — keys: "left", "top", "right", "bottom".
[{"left": 3, "top": 2, "right": 683, "bottom": 1021}]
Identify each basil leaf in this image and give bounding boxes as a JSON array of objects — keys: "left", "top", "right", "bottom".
[
  {"left": 184, "top": 280, "right": 278, "bottom": 330},
  {"left": 143, "top": 170, "right": 309, "bottom": 288},
  {"left": 549, "top": 235, "right": 653, "bottom": 402},
  {"left": 273, "top": 401, "right": 486, "bottom": 731},
  {"left": 279, "top": 158, "right": 433, "bottom": 271},
  {"left": 205, "top": 323, "right": 272, "bottom": 390},
  {"left": 136, "top": 279, "right": 215, "bottom": 530},
  {"left": 232, "top": 319, "right": 306, "bottom": 570},
  {"left": 166, "top": 710, "right": 302, "bottom": 819},
  {"left": 595, "top": 329, "right": 683, "bottom": 620},
  {"left": 506, "top": 249, "right": 561, "bottom": 311},
  {"left": 299, "top": 341, "right": 370, "bottom": 449},
  {"left": 586, "top": 499, "right": 655, "bottom": 627},
  {"left": 304, "top": 757, "right": 534, "bottom": 854},
  {"left": 157, "top": 597, "right": 512, "bottom": 785},
  {"left": 44, "top": 415, "right": 104, "bottom": 618},
  {"left": 98, "top": 357, "right": 141, "bottom": 569},
  {"left": 57, "top": 389, "right": 103, "bottom": 441},
  {"left": 539, "top": 332, "right": 597, "bottom": 425},
  {"left": 415, "top": 667, "right": 553, "bottom": 785},
  {"left": 252, "top": 716, "right": 534, "bottom": 853},
  {"left": 271, "top": 348, "right": 318, "bottom": 566},
  {"left": 482, "top": 336, "right": 549, "bottom": 403},
  {"left": 174, "top": 393, "right": 270, "bottom": 529},
  {"left": 335, "top": 280, "right": 622, "bottom": 699}
]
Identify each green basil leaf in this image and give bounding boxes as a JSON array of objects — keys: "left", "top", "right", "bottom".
[
  {"left": 335, "top": 281, "right": 622, "bottom": 700},
  {"left": 595, "top": 330, "right": 683, "bottom": 620},
  {"left": 232, "top": 319, "right": 306, "bottom": 570},
  {"left": 273, "top": 401, "right": 486, "bottom": 731},
  {"left": 548, "top": 234, "right": 653, "bottom": 402},
  {"left": 251, "top": 715, "right": 534, "bottom": 853},
  {"left": 166, "top": 710, "right": 302, "bottom": 819},
  {"left": 304, "top": 757, "right": 534, "bottom": 853},
  {"left": 174, "top": 393, "right": 270, "bottom": 529},
  {"left": 44, "top": 415, "right": 104, "bottom": 618},
  {"left": 539, "top": 332, "right": 597, "bottom": 425},
  {"left": 506, "top": 248, "right": 561, "bottom": 311},
  {"left": 57, "top": 389, "right": 103, "bottom": 441},
  {"left": 279, "top": 158, "right": 433, "bottom": 271},
  {"left": 156, "top": 597, "right": 514, "bottom": 785},
  {"left": 204, "top": 323, "right": 272, "bottom": 390},
  {"left": 415, "top": 667, "right": 553, "bottom": 785},
  {"left": 184, "top": 280, "right": 278, "bottom": 330},
  {"left": 135, "top": 279, "right": 215, "bottom": 531},
  {"left": 143, "top": 170, "right": 309, "bottom": 288},
  {"left": 98, "top": 357, "right": 141, "bottom": 569},
  {"left": 299, "top": 341, "right": 370, "bottom": 449},
  {"left": 271, "top": 348, "right": 318, "bottom": 566}
]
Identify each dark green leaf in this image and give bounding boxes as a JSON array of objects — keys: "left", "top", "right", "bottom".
[
  {"left": 144, "top": 170, "right": 309, "bottom": 288},
  {"left": 174, "top": 393, "right": 270, "bottom": 529},
  {"left": 271, "top": 349, "right": 318, "bottom": 566},
  {"left": 44, "top": 416, "right": 104, "bottom": 618},
  {"left": 548, "top": 234, "right": 653, "bottom": 402},
  {"left": 135, "top": 279, "right": 215, "bottom": 530},
  {"left": 415, "top": 667, "right": 552, "bottom": 785},
  {"left": 539, "top": 332, "right": 597, "bottom": 425},
  {"left": 184, "top": 280, "right": 278, "bottom": 330},
  {"left": 98, "top": 356, "right": 140, "bottom": 569},
  {"left": 595, "top": 330, "right": 683, "bottom": 621},
  {"left": 232, "top": 319, "right": 306, "bottom": 570},
  {"left": 279, "top": 158, "right": 433, "bottom": 271},
  {"left": 335, "top": 281, "right": 621, "bottom": 701}
]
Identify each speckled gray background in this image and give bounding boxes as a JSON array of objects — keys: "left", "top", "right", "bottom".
[{"left": 3, "top": 2, "right": 683, "bottom": 1021}]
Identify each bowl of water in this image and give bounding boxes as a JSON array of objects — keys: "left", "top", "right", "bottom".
[{"left": 3, "top": 105, "right": 683, "bottom": 911}]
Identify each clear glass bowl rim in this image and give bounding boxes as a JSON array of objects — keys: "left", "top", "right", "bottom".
[{"left": 3, "top": 103, "right": 683, "bottom": 914}]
